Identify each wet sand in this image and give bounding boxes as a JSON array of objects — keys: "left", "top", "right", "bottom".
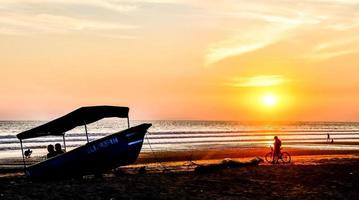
[
  {"left": 0, "top": 147, "right": 359, "bottom": 170},
  {"left": 1, "top": 146, "right": 359, "bottom": 172},
  {"left": 137, "top": 147, "right": 359, "bottom": 163}
]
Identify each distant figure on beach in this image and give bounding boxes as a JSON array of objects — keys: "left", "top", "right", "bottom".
[
  {"left": 327, "top": 133, "right": 330, "bottom": 143},
  {"left": 55, "top": 143, "right": 65, "bottom": 155},
  {"left": 47, "top": 144, "right": 57, "bottom": 159},
  {"left": 24, "top": 149, "right": 32, "bottom": 158},
  {"left": 273, "top": 136, "right": 282, "bottom": 163},
  {"left": 331, "top": 139, "right": 334, "bottom": 144}
]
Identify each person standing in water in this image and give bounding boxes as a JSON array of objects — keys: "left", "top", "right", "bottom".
[{"left": 272, "top": 136, "right": 282, "bottom": 164}]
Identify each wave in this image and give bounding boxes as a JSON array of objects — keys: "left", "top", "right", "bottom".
[
  {"left": 1, "top": 137, "right": 359, "bottom": 150},
  {"left": 1, "top": 121, "right": 359, "bottom": 158},
  {"left": 1, "top": 129, "right": 358, "bottom": 139},
  {"left": 147, "top": 129, "right": 359, "bottom": 135},
  {"left": 1, "top": 131, "right": 358, "bottom": 147}
]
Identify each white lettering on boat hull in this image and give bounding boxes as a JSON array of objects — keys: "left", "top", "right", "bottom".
[
  {"left": 128, "top": 139, "right": 143, "bottom": 146},
  {"left": 87, "top": 137, "right": 119, "bottom": 154}
]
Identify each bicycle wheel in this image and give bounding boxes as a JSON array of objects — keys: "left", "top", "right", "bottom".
[
  {"left": 280, "top": 152, "right": 291, "bottom": 163},
  {"left": 265, "top": 152, "right": 273, "bottom": 163}
]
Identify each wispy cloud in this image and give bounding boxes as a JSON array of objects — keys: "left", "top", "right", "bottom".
[
  {"left": 203, "top": 0, "right": 359, "bottom": 65},
  {"left": 309, "top": 0, "right": 359, "bottom": 5},
  {"left": 309, "top": 49, "right": 358, "bottom": 60},
  {"left": 0, "top": 0, "right": 137, "bottom": 13},
  {"left": 0, "top": 13, "right": 136, "bottom": 35},
  {"left": 227, "top": 75, "right": 287, "bottom": 88},
  {"left": 315, "top": 37, "right": 359, "bottom": 52},
  {"left": 307, "top": 37, "right": 359, "bottom": 60},
  {"left": 0, "top": 1, "right": 138, "bottom": 36},
  {"left": 1, "top": 0, "right": 358, "bottom": 59}
]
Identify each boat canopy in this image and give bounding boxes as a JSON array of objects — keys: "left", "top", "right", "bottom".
[{"left": 17, "top": 106, "right": 129, "bottom": 140}]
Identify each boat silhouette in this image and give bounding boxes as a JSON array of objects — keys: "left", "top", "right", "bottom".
[{"left": 16, "top": 106, "right": 151, "bottom": 179}]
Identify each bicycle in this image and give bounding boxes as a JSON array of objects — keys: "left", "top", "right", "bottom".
[{"left": 265, "top": 146, "right": 291, "bottom": 164}]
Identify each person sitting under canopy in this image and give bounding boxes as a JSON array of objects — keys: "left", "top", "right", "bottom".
[
  {"left": 55, "top": 143, "right": 65, "bottom": 155},
  {"left": 47, "top": 144, "right": 57, "bottom": 159}
]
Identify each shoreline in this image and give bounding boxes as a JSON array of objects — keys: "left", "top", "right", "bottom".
[
  {"left": 137, "top": 147, "right": 359, "bottom": 163},
  {"left": 1, "top": 147, "right": 359, "bottom": 175}
]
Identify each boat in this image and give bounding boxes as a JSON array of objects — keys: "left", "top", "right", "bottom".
[{"left": 16, "top": 106, "right": 151, "bottom": 179}]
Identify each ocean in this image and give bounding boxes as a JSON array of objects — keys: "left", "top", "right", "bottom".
[{"left": 1, "top": 120, "right": 359, "bottom": 159}]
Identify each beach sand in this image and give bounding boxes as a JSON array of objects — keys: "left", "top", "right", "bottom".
[
  {"left": 0, "top": 157, "right": 358, "bottom": 200},
  {"left": 0, "top": 148, "right": 359, "bottom": 200}
]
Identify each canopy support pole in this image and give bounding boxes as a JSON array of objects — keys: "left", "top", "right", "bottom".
[
  {"left": 62, "top": 134, "right": 67, "bottom": 151},
  {"left": 127, "top": 117, "right": 130, "bottom": 128},
  {"left": 19, "top": 139, "right": 26, "bottom": 169},
  {"left": 84, "top": 122, "right": 89, "bottom": 143}
]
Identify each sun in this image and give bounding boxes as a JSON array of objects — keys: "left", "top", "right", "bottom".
[{"left": 261, "top": 93, "right": 278, "bottom": 107}]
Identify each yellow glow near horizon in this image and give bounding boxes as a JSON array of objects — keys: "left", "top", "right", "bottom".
[{"left": 262, "top": 93, "right": 278, "bottom": 107}]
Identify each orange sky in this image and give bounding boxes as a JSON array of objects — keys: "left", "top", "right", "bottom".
[{"left": 0, "top": 0, "right": 358, "bottom": 121}]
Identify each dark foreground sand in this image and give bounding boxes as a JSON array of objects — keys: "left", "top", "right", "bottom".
[{"left": 0, "top": 157, "right": 358, "bottom": 200}]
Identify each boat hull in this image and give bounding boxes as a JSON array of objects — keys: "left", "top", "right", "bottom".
[{"left": 25, "top": 123, "right": 151, "bottom": 179}]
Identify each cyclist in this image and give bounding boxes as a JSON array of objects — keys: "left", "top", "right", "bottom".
[{"left": 272, "top": 136, "right": 282, "bottom": 163}]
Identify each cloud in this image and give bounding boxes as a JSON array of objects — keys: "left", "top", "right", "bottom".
[
  {"left": 310, "top": 49, "right": 358, "bottom": 60},
  {"left": 306, "top": 37, "right": 359, "bottom": 60},
  {"left": 0, "top": 1, "right": 138, "bottom": 36},
  {"left": 0, "top": 0, "right": 137, "bottom": 13},
  {"left": 227, "top": 75, "right": 287, "bottom": 88},
  {"left": 203, "top": 0, "right": 359, "bottom": 65},
  {"left": 0, "top": 0, "right": 204, "bottom": 36},
  {"left": 315, "top": 37, "right": 359, "bottom": 52},
  {"left": 0, "top": 12, "right": 136, "bottom": 35},
  {"left": 309, "top": 0, "right": 359, "bottom": 5}
]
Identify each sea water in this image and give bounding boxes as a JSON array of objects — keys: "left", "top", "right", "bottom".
[{"left": 0, "top": 120, "right": 359, "bottom": 159}]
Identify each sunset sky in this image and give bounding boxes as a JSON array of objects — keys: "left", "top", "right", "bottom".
[{"left": 1, "top": 0, "right": 358, "bottom": 121}]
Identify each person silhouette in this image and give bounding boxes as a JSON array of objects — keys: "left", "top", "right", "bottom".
[
  {"left": 272, "top": 136, "right": 282, "bottom": 164},
  {"left": 24, "top": 149, "right": 32, "bottom": 158},
  {"left": 47, "top": 144, "right": 57, "bottom": 159},
  {"left": 55, "top": 143, "right": 65, "bottom": 155}
]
